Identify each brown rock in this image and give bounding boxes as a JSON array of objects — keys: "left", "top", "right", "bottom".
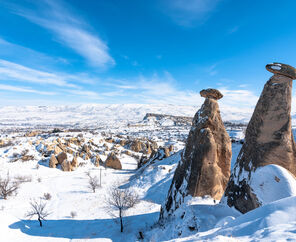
[
  {"left": 56, "top": 152, "right": 67, "bottom": 165},
  {"left": 26, "top": 131, "right": 40, "bottom": 137},
  {"left": 119, "top": 139, "right": 126, "bottom": 146},
  {"left": 95, "top": 155, "right": 101, "bottom": 167},
  {"left": 222, "top": 63, "right": 296, "bottom": 214},
  {"left": 164, "top": 147, "right": 170, "bottom": 158},
  {"left": 105, "top": 152, "right": 122, "bottom": 170},
  {"left": 266, "top": 62, "right": 296, "bottom": 79},
  {"left": 200, "top": 88, "right": 223, "bottom": 100},
  {"left": 71, "top": 156, "right": 78, "bottom": 169},
  {"left": 54, "top": 146, "right": 63, "bottom": 155},
  {"left": 82, "top": 144, "right": 90, "bottom": 153},
  {"left": 105, "top": 138, "right": 114, "bottom": 143},
  {"left": 49, "top": 154, "right": 58, "bottom": 168},
  {"left": 130, "top": 140, "right": 146, "bottom": 152},
  {"left": 61, "top": 160, "right": 72, "bottom": 171},
  {"left": 160, "top": 88, "right": 231, "bottom": 220}
]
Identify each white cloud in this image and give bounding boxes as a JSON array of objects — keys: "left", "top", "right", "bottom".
[
  {"left": 0, "top": 84, "right": 55, "bottom": 95},
  {"left": 0, "top": 59, "right": 75, "bottom": 87},
  {"left": 162, "top": 0, "right": 221, "bottom": 26},
  {"left": 13, "top": 0, "right": 114, "bottom": 68}
]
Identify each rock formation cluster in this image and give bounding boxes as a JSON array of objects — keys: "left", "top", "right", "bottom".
[
  {"left": 160, "top": 88, "right": 232, "bottom": 220},
  {"left": 222, "top": 63, "right": 296, "bottom": 213}
]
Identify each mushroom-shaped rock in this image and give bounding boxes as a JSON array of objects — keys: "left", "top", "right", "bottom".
[
  {"left": 159, "top": 89, "right": 231, "bottom": 221},
  {"left": 221, "top": 63, "right": 296, "bottom": 214},
  {"left": 200, "top": 88, "right": 223, "bottom": 100},
  {"left": 56, "top": 152, "right": 67, "bottom": 165},
  {"left": 105, "top": 152, "right": 122, "bottom": 170},
  {"left": 266, "top": 63, "right": 296, "bottom": 79},
  {"left": 49, "top": 154, "right": 58, "bottom": 168}
]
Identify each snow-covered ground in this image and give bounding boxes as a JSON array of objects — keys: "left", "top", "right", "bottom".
[
  {"left": 0, "top": 104, "right": 251, "bottom": 130},
  {"left": 1, "top": 104, "right": 296, "bottom": 241}
]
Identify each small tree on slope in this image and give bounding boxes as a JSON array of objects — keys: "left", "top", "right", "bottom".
[
  {"left": 106, "top": 186, "right": 139, "bottom": 232},
  {"left": 26, "top": 199, "right": 50, "bottom": 227}
]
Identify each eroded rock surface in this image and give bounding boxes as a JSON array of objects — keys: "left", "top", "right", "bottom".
[
  {"left": 222, "top": 63, "right": 296, "bottom": 214},
  {"left": 160, "top": 88, "right": 231, "bottom": 221}
]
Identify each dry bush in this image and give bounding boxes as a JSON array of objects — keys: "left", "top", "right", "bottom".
[
  {"left": 26, "top": 199, "right": 50, "bottom": 227},
  {"left": 37, "top": 177, "right": 42, "bottom": 183},
  {"left": 43, "top": 193, "right": 51, "bottom": 200},
  {"left": 78, "top": 162, "right": 87, "bottom": 167},
  {"left": 0, "top": 173, "right": 19, "bottom": 199},
  {"left": 88, "top": 174, "right": 100, "bottom": 193},
  {"left": 14, "top": 175, "right": 32, "bottom": 184},
  {"left": 70, "top": 211, "right": 77, "bottom": 218},
  {"left": 106, "top": 185, "right": 139, "bottom": 232}
]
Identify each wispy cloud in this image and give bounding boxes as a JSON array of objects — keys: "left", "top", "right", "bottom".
[
  {"left": 0, "top": 84, "right": 56, "bottom": 95},
  {"left": 161, "top": 0, "right": 222, "bottom": 26},
  {"left": 0, "top": 59, "right": 75, "bottom": 87},
  {"left": 12, "top": 0, "right": 114, "bottom": 68}
]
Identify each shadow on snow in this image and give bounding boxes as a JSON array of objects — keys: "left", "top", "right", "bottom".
[{"left": 9, "top": 212, "right": 159, "bottom": 240}]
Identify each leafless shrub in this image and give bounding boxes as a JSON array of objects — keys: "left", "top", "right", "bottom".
[
  {"left": 43, "top": 193, "right": 51, "bottom": 200},
  {"left": 11, "top": 153, "right": 20, "bottom": 162},
  {"left": 88, "top": 174, "right": 100, "bottom": 193},
  {"left": 14, "top": 175, "right": 32, "bottom": 184},
  {"left": 78, "top": 162, "right": 87, "bottom": 167},
  {"left": 21, "top": 149, "right": 29, "bottom": 156},
  {"left": 106, "top": 185, "right": 139, "bottom": 232},
  {"left": 26, "top": 199, "right": 50, "bottom": 227},
  {"left": 37, "top": 177, "right": 42, "bottom": 183},
  {"left": 70, "top": 211, "right": 77, "bottom": 218},
  {"left": 0, "top": 173, "right": 19, "bottom": 199}
]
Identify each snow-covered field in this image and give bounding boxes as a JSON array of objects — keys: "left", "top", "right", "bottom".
[{"left": 1, "top": 104, "right": 296, "bottom": 241}]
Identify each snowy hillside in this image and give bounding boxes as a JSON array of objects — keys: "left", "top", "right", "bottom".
[{"left": 0, "top": 104, "right": 253, "bottom": 129}]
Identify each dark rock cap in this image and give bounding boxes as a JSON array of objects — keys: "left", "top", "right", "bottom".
[
  {"left": 200, "top": 88, "right": 223, "bottom": 100},
  {"left": 266, "top": 63, "right": 296, "bottom": 79}
]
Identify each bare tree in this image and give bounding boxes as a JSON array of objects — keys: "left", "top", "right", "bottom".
[
  {"left": 88, "top": 174, "right": 100, "bottom": 193},
  {"left": 26, "top": 199, "right": 50, "bottom": 227},
  {"left": 0, "top": 172, "right": 19, "bottom": 199},
  {"left": 106, "top": 186, "right": 139, "bottom": 232}
]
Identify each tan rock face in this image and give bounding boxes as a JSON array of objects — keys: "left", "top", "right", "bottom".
[
  {"left": 71, "top": 156, "right": 78, "bottom": 169},
  {"left": 105, "top": 152, "right": 122, "bottom": 170},
  {"left": 56, "top": 152, "right": 67, "bottom": 165},
  {"left": 160, "top": 89, "right": 231, "bottom": 220},
  {"left": 61, "top": 160, "right": 72, "bottom": 171},
  {"left": 54, "top": 146, "right": 63, "bottom": 155},
  {"left": 95, "top": 155, "right": 101, "bottom": 167},
  {"left": 49, "top": 154, "right": 58, "bottom": 168},
  {"left": 222, "top": 63, "right": 296, "bottom": 214}
]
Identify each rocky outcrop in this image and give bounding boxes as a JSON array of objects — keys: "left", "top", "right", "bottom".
[
  {"left": 61, "top": 160, "right": 72, "bottom": 171},
  {"left": 95, "top": 155, "right": 101, "bottom": 167},
  {"left": 160, "top": 88, "right": 231, "bottom": 221},
  {"left": 57, "top": 152, "right": 67, "bottom": 164},
  {"left": 105, "top": 152, "right": 122, "bottom": 170},
  {"left": 49, "top": 154, "right": 58, "bottom": 168},
  {"left": 222, "top": 63, "right": 296, "bottom": 214},
  {"left": 71, "top": 156, "right": 78, "bottom": 169}
]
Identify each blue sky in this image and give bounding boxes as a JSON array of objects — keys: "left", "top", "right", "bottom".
[{"left": 1, "top": 0, "right": 296, "bottom": 109}]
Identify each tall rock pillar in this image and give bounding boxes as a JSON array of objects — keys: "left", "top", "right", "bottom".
[
  {"left": 222, "top": 63, "right": 296, "bottom": 214},
  {"left": 160, "top": 88, "right": 232, "bottom": 220}
]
